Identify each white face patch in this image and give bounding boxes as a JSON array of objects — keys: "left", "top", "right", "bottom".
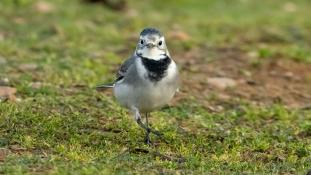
[
  {"left": 140, "top": 47, "right": 166, "bottom": 60},
  {"left": 136, "top": 35, "right": 167, "bottom": 61}
]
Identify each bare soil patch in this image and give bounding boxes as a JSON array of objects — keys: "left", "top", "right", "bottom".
[{"left": 175, "top": 46, "right": 311, "bottom": 109}]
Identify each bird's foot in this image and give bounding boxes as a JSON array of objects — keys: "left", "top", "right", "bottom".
[
  {"left": 136, "top": 118, "right": 166, "bottom": 144},
  {"left": 150, "top": 129, "right": 163, "bottom": 137},
  {"left": 144, "top": 132, "right": 152, "bottom": 145}
]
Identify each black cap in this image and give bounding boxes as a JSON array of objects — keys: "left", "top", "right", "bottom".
[{"left": 140, "top": 27, "right": 163, "bottom": 37}]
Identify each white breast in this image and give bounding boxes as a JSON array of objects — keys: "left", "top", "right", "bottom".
[
  {"left": 136, "top": 58, "right": 179, "bottom": 111},
  {"left": 163, "top": 60, "right": 178, "bottom": 82},
  {"left": 114, "top": 57, "right": 179, "bottom": 112}
]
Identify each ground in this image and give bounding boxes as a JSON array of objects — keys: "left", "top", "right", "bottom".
[{"left": 0, "top": 0, "right": 310, "bottom": 174}]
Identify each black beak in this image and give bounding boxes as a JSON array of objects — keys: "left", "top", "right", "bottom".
[{"left": 146, "top": 43, "right": 155, "bottom": 48}]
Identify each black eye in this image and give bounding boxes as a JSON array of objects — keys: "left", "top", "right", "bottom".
[
  {"left": 140, "top": 39, "right": 144, "bottom": 45},
  {"left": 158, "top": 41, "right": 163, "bottom": 46}
]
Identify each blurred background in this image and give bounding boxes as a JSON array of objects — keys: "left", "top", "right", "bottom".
[
  {"left": 0, "top": 0, "right": 310, "bottom": 174},
  {"left": 0, "top": 0, "right": 310, "bottom": 107}
]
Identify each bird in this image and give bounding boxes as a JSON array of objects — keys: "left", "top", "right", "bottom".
[{"left": 97, "top": 27, "right": 180, "bottom": 144}]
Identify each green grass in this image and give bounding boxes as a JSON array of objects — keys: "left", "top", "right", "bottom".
[{"left": 0, "top": 0, "right": 311, "bottom": 174}]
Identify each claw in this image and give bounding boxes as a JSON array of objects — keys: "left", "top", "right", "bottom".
[
  {"left": 144, "top": 132, "right": 152, "bottom": 145},
  {"left": 133, "top": 110, "right": 166, "bottom": 144}
]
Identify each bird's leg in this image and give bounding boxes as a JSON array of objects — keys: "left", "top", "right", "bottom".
[
  {"left": 132, "top": 107, "right": 163, "bottom": 142},
  {"left": 144, "top": 113, "right": 151, "bottom": 144},
  {"left": 145, "top": 113, "right": 163, "bottom": 137},
  {"left": 136, "top": 117, "right": 162, "bottom": 137}
]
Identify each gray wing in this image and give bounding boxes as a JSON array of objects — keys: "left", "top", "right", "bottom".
[
  {"left": 95, "top": 55, "right": 136, "bottom": 90},
  {"left": 116, "top": 55, "right": 136, "bottom": 81}
]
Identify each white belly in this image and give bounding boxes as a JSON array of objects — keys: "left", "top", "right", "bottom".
[
  {"left": 114, "top": 58, "right": 179, "bottom": 113},
  {"left": 114, "top": 80, "right": 177, "bottom": 113}
]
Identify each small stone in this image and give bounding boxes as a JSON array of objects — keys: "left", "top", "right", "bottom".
[
  {"left": 0, "top": 32, "right": 4, "bottom": 41},
  {"left": 13, "top": 17, "right": 26, "bottom": 24},
  {"left": 283, "top": 2, "right": 297, "bottom": 12},
  {"left": 0, "top": 78, "right": 9, "bottom": 86},
  {"left": 0, "top": 86, "right": 17, "bottom": 102},
  {"left": 84, "top": 0, "right": 127, "bottom": 11},
  {"left": 216, "top": 105, "right": 224, "bottom": 111},
  {"left": 18, "top": 63, "right": 38, "bottom": 71},
  {"left": 269, "top": 71, "right": 277, "bottom": 76},
  {"left": 241, "top": 70, "right": 252, "bottom": 77},
  {"left": 35, "top": 1, "right": 54, "bottom": 13},
  {"left": 0, "top": 56, "right": 7, "bottom": 65},
  {"left": 9, "top": 145, "right": 26, "bottom": 152},
  {"left": 207, "top": 77, "right": 237, "bottom": 89},
  {"left": 168, "top": 30, "right": 190, "bottom": 41},
  {"left": 284, "top": 71, "right": 294, "bottom": 79},
  {"left": 217, "top": 93, "right": 231, "bottom": 100},
  {"left": 126, "top": 9, "right": 138, "bottom": 18},
  {"left": 0, "top": 148, "right": 11, "bottom": 161},
  {"left": 30, "top": 82, "right": 43, "bottom": 89},
  {"left": 246, "top": 80, "right": 257, "bottom": 85},
  {"left": 247, "top": 51, "right": 258, "bottom": 58},
  {"left": 3, "top": 78, "right": 9, "bottom": 83}
]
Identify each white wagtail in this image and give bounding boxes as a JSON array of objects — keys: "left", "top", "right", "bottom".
[{"left": 97, "top": 27, "right": 179, "bottom": 144}]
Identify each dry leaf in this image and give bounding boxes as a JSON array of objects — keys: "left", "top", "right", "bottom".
[
  {"left": 35, "top": 1, "right": 54, "bottom": 13},
  {"left": 0, "top": 148, "right": 11, "bottom": 161},
  {"left": 18, "top": 63, "right": 38, "bottom": 71},
  {"left": 168, "top": 31, "right": 190, "bottom": 41},
  {"left": 13, "top": 17, "right": 26, "bottom": 24},
  {"left": 0, "top": 86, "right": 17, "bottom": 101},
  {"left": 84, "top": 0, "right": 127, "bottom": 11},
  {"left": 0, "top": 32, "right": 4, "bottom": 41},
  {"left": 283, "top": 2, "right": 297, "bottom": 12},
  {"left": 9, "top": 145, "right": 27, "bottom": 153},
  {"left": 30, "top": 82, "right": 43, "bottom": 89},
  {"left": 0, "top": 56, "right": 7, "bottom": 65},
  {"left": 207, "top": 77, "right": 237, "bottom": 90}
]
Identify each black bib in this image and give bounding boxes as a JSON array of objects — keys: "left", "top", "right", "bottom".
[{"left": 139, "top": 55, "right": 171, "bottom": 82}]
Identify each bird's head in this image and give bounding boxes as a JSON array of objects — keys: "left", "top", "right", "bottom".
[{"left": 135, "top": 28, "right": 169, "bottom": 60}]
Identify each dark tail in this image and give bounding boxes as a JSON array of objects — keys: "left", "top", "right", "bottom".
[{"left": 96, "top": 83, "right": 115, "bottom": 90}]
